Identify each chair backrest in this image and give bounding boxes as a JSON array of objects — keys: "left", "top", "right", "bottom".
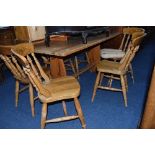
[
  {"left": 0, "top": 45, "right": 28, "bottom": 83},
  {"left": 119, "top": 27, "right": 145, "bottom": 52},
  {"left": 123, "top": 27, "right": 145, "bottom": 34},
  {"left": 119, "top": 33, "right": 147, "bottom": 71},
  {"left": 11, "top": 43, "right": 51, "bottom": 97},
  {"left": 131, "top": 31, "right": 145, "bottom": 40}
]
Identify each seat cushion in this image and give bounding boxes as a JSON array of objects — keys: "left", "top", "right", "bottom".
[
  {"left": 39, "top": 76, "right": 80, "bottom": 103},
  {"left": 100, "top": 48, "right": 125, "bottom": 59}
]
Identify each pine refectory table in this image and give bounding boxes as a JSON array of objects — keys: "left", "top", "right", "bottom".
[{"left": 34, "top": 31, "right": 121, "bottom": 78}]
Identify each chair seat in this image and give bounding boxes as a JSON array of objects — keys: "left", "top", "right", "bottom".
[
  {"left": 97, "top": 60, "right": 124, "bottom": 75},
  {"left": 39, "top": 76, "right": 80, "bottom": 102},
  {"left": 100, "top": 48, "right": 125, "bottom": 59}
]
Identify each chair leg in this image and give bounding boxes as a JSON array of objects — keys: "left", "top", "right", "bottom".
[
  {"left": 62, "top": 101, "right": 68, "bottom": 116},
  {"left": 99, "top": 73, "right": 104, "bottom": 85},
  {"left": 29, "top": 83, "right": 35, "bottom": 117},
  {"left": 15, "top": 80, "right": 19, "bottom": 107},
  {"left": 41, "top": 103, "right": 47, "bottom": 129},
  {"left": 108, "top": 75, "right": 113, "bottom": 88},
  {"left": 74, "top": 97, "right": 86, "bottom": 129},
  {"left": 120, "top": 75, "right": 127, "bottom": 107},
  {"left": 129, "top": 63, "right": 134, "bottom": 84},
  {"left": 85, "top": 52, "right": 90, "bottom": 64},
  {"left": 69, "top": 59, "right": 76, "bottom": 75},
  {"left": 124, "top": 74, "right": 128, "bottom": 91},
  {"left": 92, "top": 72, "right": 101, "bottom": 103},
  {"left": 75, "top": 56, "right": 79, "bottom": 79}
]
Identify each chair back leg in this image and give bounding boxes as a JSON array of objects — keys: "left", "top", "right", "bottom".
[
  {"left": 129, "top": 63, "right": 134, "bottom": 83},
  {"left": 62, "top": 101, "right": 68, "bottom": 116},
  {"left": 15, "top": 80, "right": 20, "bottom": 107},
  {"left": 29, "top": 83, "right": 35, "bottom": 117}
]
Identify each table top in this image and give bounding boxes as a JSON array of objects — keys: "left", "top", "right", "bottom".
[{"left": 34, "top": 32, "right": 121, "bottom": 57}]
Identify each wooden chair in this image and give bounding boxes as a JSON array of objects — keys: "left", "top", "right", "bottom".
[
  {"left": 92, "top": 33, "right": 146, "bottom": 107},
  {"left": 0, "top": 45, "right": 37, "bottom": 117},
  {"left": 12, "top": 43, "right": 86, "bottom": 129},
  {"left": 64, "top": 52, "right": 90, "bottom": 79},
  {"left": 101, "top": 27, "right": 145, "bottom": 58},
  {"left": 101, "top": 28, "right": 145, "bottom": 83}
]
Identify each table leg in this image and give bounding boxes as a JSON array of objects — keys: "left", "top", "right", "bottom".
[
  {"left": 50, "top": 57, "right": 67, "bottom": 78},
  {"left": 87, "top": 45, "right": 101, "bottom": 72}
]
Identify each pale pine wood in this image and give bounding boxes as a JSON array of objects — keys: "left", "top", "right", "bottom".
[
  {"left": 97, "top": 86, "right": 122, "bottom": 91},
  {"left": 129, "top": 63, "right": 134, "bottom": 83},
  {"left": 45, "top": 115, "right": 79, "bottom": 123},
  {"left": 29, "top": 83, "right": 35, "bottom": 117},
  {"left": 69, "top": 58, "right": 76, "bottom": 75},
  {"left": 0, "top": 45, "right": 37, "bottom": 117},
  {"left": 72, "top": 51, "right": 90, "bottom": 79},
  {"left": 120, "top": 75, "right": 127, "bottom": 107},
  {"left": 92, "top": 72, "right": 101, "bottom": 103},
  {"left": 87, "top": 45, "right": 101, "bottom": 72},
  {"left": 12, "top": 44, "right": 86, "bottom": 129},
  {"left": 74, "top": 97, "right": 86, "bottom": 129},
  {"left": 41, "top": 103, "right": 47, "bottom": 129},
  {"left": 35, "top": 32, "right": 120, "bottom": 57},
  {"left": 50, "top": 57, "right": 67, "bottom": 78},
  {"left": 102, "top": 28, "right": 145, "bottom": 83},
  {"left": 62, "top": 101, "right": 68, "bottom": 116},
  {"left": 75, "top": 56, "right": 79, "bottom": 79},
  {"left": 35, "top": 32, "right": 120, "bottom": 78},
  {"left": 124, "top": 75, "right": 128, "bottom": 91},
  {"left": 15, "top": 80, "right": 20, "bottom": 107},
  {"left": 92, "top": 34, "right": 146, "bottom": 106}
]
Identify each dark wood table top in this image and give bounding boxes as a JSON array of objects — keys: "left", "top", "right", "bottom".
[{"left": 34, "top": 32, "right": 121, "bottom": 57}]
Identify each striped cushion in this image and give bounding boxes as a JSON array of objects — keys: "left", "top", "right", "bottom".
[{"left": 100, "top": 48, "right": 125, "bottom": 59}]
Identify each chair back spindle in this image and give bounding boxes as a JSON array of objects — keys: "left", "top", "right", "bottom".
[
  {"left": 120, "top": 33, "right": 147, "bottom": 71},
  {"left": 11, "top": 43, "right": 51, "bottom": 97},
  {"left": 0, "top": 46, "right": 28, "bottom": 83}
]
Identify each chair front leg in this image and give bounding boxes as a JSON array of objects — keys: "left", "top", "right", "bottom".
[
  {"left": 92, "top": 72, "right": 101, "bottom": 103},
  {"left": 74, "top": 97, "right": 86, "bottom": 129},
  {"left": 41, "top": 103, "right": 47, "bottom": 129}
]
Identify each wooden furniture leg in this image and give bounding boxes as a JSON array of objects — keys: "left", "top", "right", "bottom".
[
  {"left": 75, "top": 56, "right": 79, "bottom": 79},
  {"left": 99, "top": 73, "right": 104, "bottom": 85},
  {"left": 74, "top": 97, "right": 86, "bottom": 129},
  {"left": 15, "top": 80, "right": 20, "bottom": 107},
  {"left": 62, "top": 101, "right": 68, "bottom": 116},
  {"left": 50, "top": 57, "right": 67, "bottom": 78},
  {"left": 92, "top": 72, "right": 101, "bottom": 103},
  {"left": 120, "top": 75, "right": 127, "bottom": 107},
  {"left": 87, "top": 45, "right": 101, "bottom": 72},
  {"left": 41, "top": 103, "right": 47, "bottom": 129},
  {"left": 29, "top": 83, "right": 35, "bottom": 117},
  {"left": 129, "top": 63, "right": 134, "bottom": 83}
]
